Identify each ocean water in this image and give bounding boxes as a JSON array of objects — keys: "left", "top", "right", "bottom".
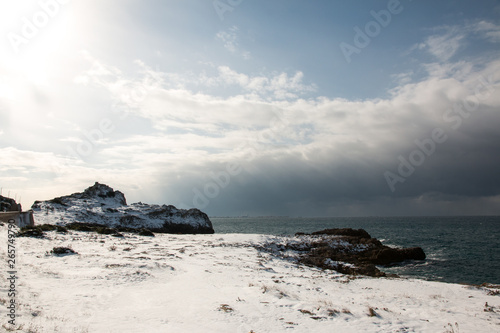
[{"left": 211, "top": 216, "right": 500, "bottom": 285}]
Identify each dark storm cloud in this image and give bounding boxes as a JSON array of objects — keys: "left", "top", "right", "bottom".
[{"left": 148, "top": 63, "right": 500, "bottom": 217}]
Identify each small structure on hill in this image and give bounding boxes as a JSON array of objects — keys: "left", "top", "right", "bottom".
[{"left": 0, "top": 195, "right": 35, "bottom": 228}]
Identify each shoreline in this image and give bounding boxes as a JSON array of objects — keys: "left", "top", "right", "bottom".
[
  {"left": 1, "top": 226, "right": 499, "bottom": 332},
  {"left": 211, "top": 216, "right": 500, "bottom": 286}
]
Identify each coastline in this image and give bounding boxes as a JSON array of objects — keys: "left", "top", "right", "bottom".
[
  {"left": 211, "top": 216, "right": 500, "bottom": 285},
  {"left": 1, "top": 226, "right": 499, "bottom": 332}
]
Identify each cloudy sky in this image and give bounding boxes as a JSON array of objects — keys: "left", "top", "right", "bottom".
[{"left": 1, "top": 0, "right": 500, "bottom": 217}]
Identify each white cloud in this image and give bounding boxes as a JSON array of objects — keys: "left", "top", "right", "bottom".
[
  {"left": 215, "top": 66, "right": 316, "bottom": 99},
  {"left": 2, "top": 56, "right": 499, "bottom": 214},
  {"left": 391, "top": 71, "right": 414, "bottom": 85},
  {"left": 424, "top": 29, "right": 465, "bottom": 62},
  {"left": 2, "top": 32, "right": 500, "bottom": 215},
  {"left": 471, "top": 20, "right": 500, "bottom": 43},
  {"left": 66, "top": 54, "right": 500, "bottom": 181},
  {"left": 216, "top": 26, "right": 251, "bottom": 60},
  {"left": 75, "top": 52, "right": 316, "bottom": 105},
  {"left": 414, "top": 21, "right": 500, "bottom": 63},
  {"left": 71, "top": 54, "right": 500, "bottom": 164}
]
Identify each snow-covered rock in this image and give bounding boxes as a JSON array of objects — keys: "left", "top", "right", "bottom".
[{"left": 31, "top": 182, "right": 214, "bottom": 234}]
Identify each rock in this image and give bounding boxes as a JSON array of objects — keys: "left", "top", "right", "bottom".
[
  {"left": 82, "top": 182, "right": 127, "bottom": 205},
  {"left": 51, "top": 247, "right": 77, "bottom": 255},
  {"left": 31, "top": 182, "right": 214, "bottom": 234},
  {"left": 1, "top": 195, "right": 21, "bottom": 212},
  {"left": 16, "top": 227, "right": 45, "bottom": 238},
  {"left": 293, "top": 228, "right": 426, "bottom": 277},
  {"left": 366, "top": 247, "right": 426, "bottom": 265},
  {"left": 311, "top": 228, "right": 372, "bottom": 239},
  {"left": 138, "top": 229, "right": 155, "bottom": 237}
]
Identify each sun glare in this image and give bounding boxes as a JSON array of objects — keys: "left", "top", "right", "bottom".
[{"left": 0, "top": 0, "right": 79, "bottom": 85}]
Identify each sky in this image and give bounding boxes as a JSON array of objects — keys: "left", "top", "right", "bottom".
[{"left": 1, "top": 0, "right": 500, "bottom": 217}]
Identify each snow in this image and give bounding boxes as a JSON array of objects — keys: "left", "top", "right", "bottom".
[
  {"left": 1, "top": 224, "right": 499, "bottom": 332},
  {"left": 259, "top": 234, "right": 368, "bottom": 253},
  {"left": 324, "top": 258, "right": 356, "bottom": 269},
  {"left": 31, "top": 183, "right": 213, "bottom": 231}
]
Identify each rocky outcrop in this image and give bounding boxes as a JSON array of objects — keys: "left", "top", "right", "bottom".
[
  {"left": 258, "top": 228, "right": 425, "bottom": 278},
  {"left": 365, "top": 247, "right": 426, "bottom": 265},
  {"left": 0, "top": 195, "right": 21, "bottom": 212},
  {"left": 311, "top": 228, "right": 372, "bottom": 239},
  {"left": 298, "top": 228, "right": 425, "bottom": 277},
  {"left": 31, "top": 182, "right": 214, "bottom": 234}
]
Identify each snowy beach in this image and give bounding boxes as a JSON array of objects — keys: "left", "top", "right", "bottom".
[{"left": 1, "top": 225, "right": 499, "bottom": 333}]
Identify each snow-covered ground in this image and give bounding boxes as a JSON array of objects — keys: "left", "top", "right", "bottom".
[{"left": 1, "top": 224, "right": 499, "bottom": 332}]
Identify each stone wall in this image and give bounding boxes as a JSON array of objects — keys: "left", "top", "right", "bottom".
[{"left": 0, "top": 211, "right": 35, "bottom": 228}]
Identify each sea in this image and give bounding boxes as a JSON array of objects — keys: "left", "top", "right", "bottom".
[{"left": 211, "top": 216, "right": 500, "bottom": 285}]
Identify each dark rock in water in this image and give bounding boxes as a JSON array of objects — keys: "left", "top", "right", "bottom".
[
  {"left": 301, "top": 251, "right": 387, "bottom": 278},
  {"left": 31, "top": 182, "right": 214, "bottom": 234},
  {"left": 366, "top": 247, "right": 426, "bottom": 265},
  {"left": 292, "top": 228, "right": 426, "bottom": 277},
  {"left": 311, "top": 228, "right": 372, "bottom": 239}
]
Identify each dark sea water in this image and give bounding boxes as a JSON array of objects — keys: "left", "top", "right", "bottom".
[{"left": 211, "top": 216, "right": 500, "bottom": 285}]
